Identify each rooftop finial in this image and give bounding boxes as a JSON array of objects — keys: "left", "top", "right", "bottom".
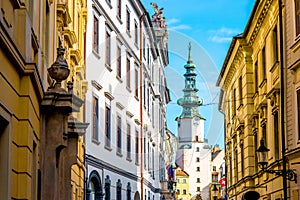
[{"left": 188, "top": 42, "right": 192, "bottom": 64}]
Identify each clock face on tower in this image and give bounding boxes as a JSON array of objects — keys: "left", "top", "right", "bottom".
[{"left": 193, "top": 117, "right": 200, "bottom": 126}]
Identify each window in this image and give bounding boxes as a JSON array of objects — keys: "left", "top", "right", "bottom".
[
  {"left": 93, "top": 16, "right": 99, "bottom": 53},
  {"left": 254, "top": 133, "right": 258, "bottom": 172},
  {"left": 116, "top": 45, "right": 121, "bottom": 78},
  {"left": 126, "top": 182, "right": 131, "bottom": 200},
  {"left": 105, "top": 104, "right": 111, "bottom": 147},
  {"left": 126, "top": 8, "right": 130, "bottom": 32},
  {"left": 116, "top": 179, "right": 122, "bottom": 200},
  {"left": 212, "top": 174, "right": 218, "bottom": 181},
  {"left": 295, "top": 0, "right": 300, "bottom": 35},
  {"left": 239, "top": 76, "right": 243, "bottom": 106},
  {"left": 147, "top": 45, "right": 150, "bottom": 66},
  {"left": 144, "top": 137, "right": 146, "bottom": 169},
  {"left": 92, "top": 96, "right": 99, "bottom": 141},
  {"left": 135, "top": 130, "right": 139, "bottom": 164},
  {"left": 232, "top": 89, "right": 236, "bottom": 116},
  {"left": 197, "top": 187, "right": 200, "bottom": 192},
  {"left": 262, "top": 124, "right": 267, "bottom": 146},
  {"left": 235, "top": 149, "right": 238, "bottom": 181},
  {"left": 105, "top": 29, "right": 111, "bottom": 66},
  {"left": 105, "top": 175, "right": 111, "bottom": 200},
  {"left": 183, "top": 179, "right": 186, "bottom": 183},
  {"left": 143, "top": 34, "right": 146, "bottom": 58},
  {"left": 117, "top": 0, "right": 121, "bottom": 19},
  {"left": 196, "top": 167, "right": 200, "bottom": 172},
  {"left": 297, "top": 89, "right": 300, "bottom": 140},
  {"left": 254, "top": 61, "right": 258, "bottom": 93},
  {"left": 273, "top": 27, "right": 278, "bottom": 63},
  {"left": 195, "top": 136, "right": 199, "bottom": 142},
  {"left": 135, "top": 65, "right": 139, "bottom": 97},
  {"left": 126, "top": 55, "right": 131, "bottom": 89},
  {"left": 197, "top": 178, "right": 200, "bottom": 183},
  {"left": 117, "top": 116, "right": 122, "bottom": 153},
  {"left": 135, "top": 21, "right": 138, "bottom": 45},
  {"left": 213, "top": 166, "right": 216, "bottom": 171},
  {"left": 261, "top": 47, "right": 266, "bottom": 83},
  {"left": 177, "top": 190, "right": 180, "bottom": 195},
  {"left": 196, "top": 147, "right": 200, "bottom": 152},
  {"left": 127, "top": 123, "right": 131, "bottom": 159},
  {"left": 183, "top": 189, "right": 186, "bottom": 195},
  {"left": 241, "top": 143, "right": 244, "bottom": 177},
  {"left": 196, "top": 157, "right": 200, "bottom": 162}
]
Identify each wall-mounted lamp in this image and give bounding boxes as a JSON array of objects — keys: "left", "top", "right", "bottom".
[{"left": 256, "top": 138, "right": 297, "bottom": 183}]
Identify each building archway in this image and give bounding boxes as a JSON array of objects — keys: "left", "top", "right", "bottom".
[
  {"left": 134, "top": 191, "right": 140, "bottom": 200},
  {"left": 86, "top": 170, "right": 103, "bottom": 200}
]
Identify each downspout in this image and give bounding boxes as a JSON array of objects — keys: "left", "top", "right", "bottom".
[
  {"left": 278, "top": 0, "right": 288, "bottom": 199},
  {"left": 139, "top": 12, "right": 146, "bottom": 200}
]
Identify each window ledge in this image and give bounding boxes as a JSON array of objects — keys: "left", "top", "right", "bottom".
[
  {"left": 134, "top": 95, "right": 139, "bottom": 101},
  {"left": 105, "top": 64, "right": 112, "bottom": 72},
  {"left": 126, "top": 156, "right": 132, "bottom": 162},
  {"left": 92, "top": 139, "right": 100, "bottom": 145},
  {"left": 116, "top": 16, "right": 123, "bottom": 24},
  {"left": 116, "top": 76, "right": 123, "bottom": 83},
  {"left": 259, "top": 79, "right": 267, "bottom": 89},
  {"left": 104, "top": 145, "right": 112, "bottom": 151},
  {"left": 126, "top": 30, "right": 132, "bottom": 38},
  {"left": 134, "top": 42, "right": 139, "bottom": 49},
  {"left": 126, "top": 86, "right": 132, "bottom": 92},
  {"left": 116, "top": 151, "right": 123, "bottom": 157},
  {"left": 106, "top": 0, "right": 112, "bottom": 9},
  {"left": 92, "top": 50, "right": 101, "bottom": 59}
]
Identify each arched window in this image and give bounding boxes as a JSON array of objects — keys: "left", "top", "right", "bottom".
[
  {"left": 86, "top": 170, "right": 103, "bottom": 200},
  {"left": 126, "top": 182, "right": 131, "bottom": 200},
  {"left": 116, "top": 179, "right": 122, "bottom": 200},
  {"left": 105, "top": 175, "right": 111, "bottom": 200}
]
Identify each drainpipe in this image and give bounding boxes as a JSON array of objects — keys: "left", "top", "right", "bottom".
[
  {"left": 278, "top": 0, "right": 287, "bottom": 199},
  {"left": 139, "top": 12, "right": 146, "bottom": 200}
]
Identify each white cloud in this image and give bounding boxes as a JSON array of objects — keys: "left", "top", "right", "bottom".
[
  {"left": 208, "top": 27, "right": 241, "bottom": 43},
  {"left": 167, "top": 18, "right": 180, "bottom": 25},
  {"left": 169, "top": 24, "right": 192, "bottom": 31},
  {"left": 209, "top": 36, "right": 233, "bottom": 43}
]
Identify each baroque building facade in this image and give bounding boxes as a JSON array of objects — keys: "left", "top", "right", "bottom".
[
  {"left": 217, "top": 0, "right": 293, "bottom": 199},
  {"left": 175, "top": 45, "right": 211, "bottom": 200},
  {"left": 0, "top": 0, "right": 87, "bottom": 199},
  {"left": 84, "top": 1, "right": 170, "bottom": 199}
]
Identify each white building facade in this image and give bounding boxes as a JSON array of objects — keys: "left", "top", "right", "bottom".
[
  {"left": 84, "top": 0, "right": 170, "bottom": 199},
  {"left": 175, "top": 45, "right": 212, "bottom": 200}
]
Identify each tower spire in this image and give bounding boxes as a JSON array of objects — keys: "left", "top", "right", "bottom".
[
  {"left": 188, "top": 42, "right": 193, "bottom": 64},
  {"left": 177, "top": 43, "right": 204, "bottom": 119}
]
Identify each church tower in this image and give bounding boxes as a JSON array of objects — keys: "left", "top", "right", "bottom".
[{"left": 176, "top": 44, "right": 211, "bottom": 200}]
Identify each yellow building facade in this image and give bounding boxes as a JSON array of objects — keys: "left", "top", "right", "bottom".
[
  {"left": 217, "top": 0, "right": 288, "bottom": 199},
  {"left": 285, "top": 0, "right": 300, "bottom": 198},
  {"left": 176, "top": 167, "right": 191, "bottom": 200},
  {"left": 0, "top": 0, "right": 87, "bottom": 199}
]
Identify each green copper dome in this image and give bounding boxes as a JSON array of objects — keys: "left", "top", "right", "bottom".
[{"left": 177, "top": 43, "right": 204, "bottom": 119}]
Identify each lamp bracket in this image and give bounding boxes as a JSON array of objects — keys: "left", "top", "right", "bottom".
[{"left": 265, "top": 169, "right": 297, "bottom": 183}]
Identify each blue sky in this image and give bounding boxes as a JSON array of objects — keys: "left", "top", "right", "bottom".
[{"left": 142, "top": 0, "right": 256, "bottom": 148}]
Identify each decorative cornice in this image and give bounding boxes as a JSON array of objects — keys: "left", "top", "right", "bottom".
[
  {"left": 248, "top": 0, "right": 273, "bottom": 46},
  {"left": 91, "top": 80, "right": 102, "bottom": 91}
]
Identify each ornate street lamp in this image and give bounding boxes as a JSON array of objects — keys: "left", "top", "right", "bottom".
[
  {"left": 256, "top": 138, "right": 297, "bottom": 183},
  {"left": 212, "top": 184, "right": 218, "bottom": 200}
]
